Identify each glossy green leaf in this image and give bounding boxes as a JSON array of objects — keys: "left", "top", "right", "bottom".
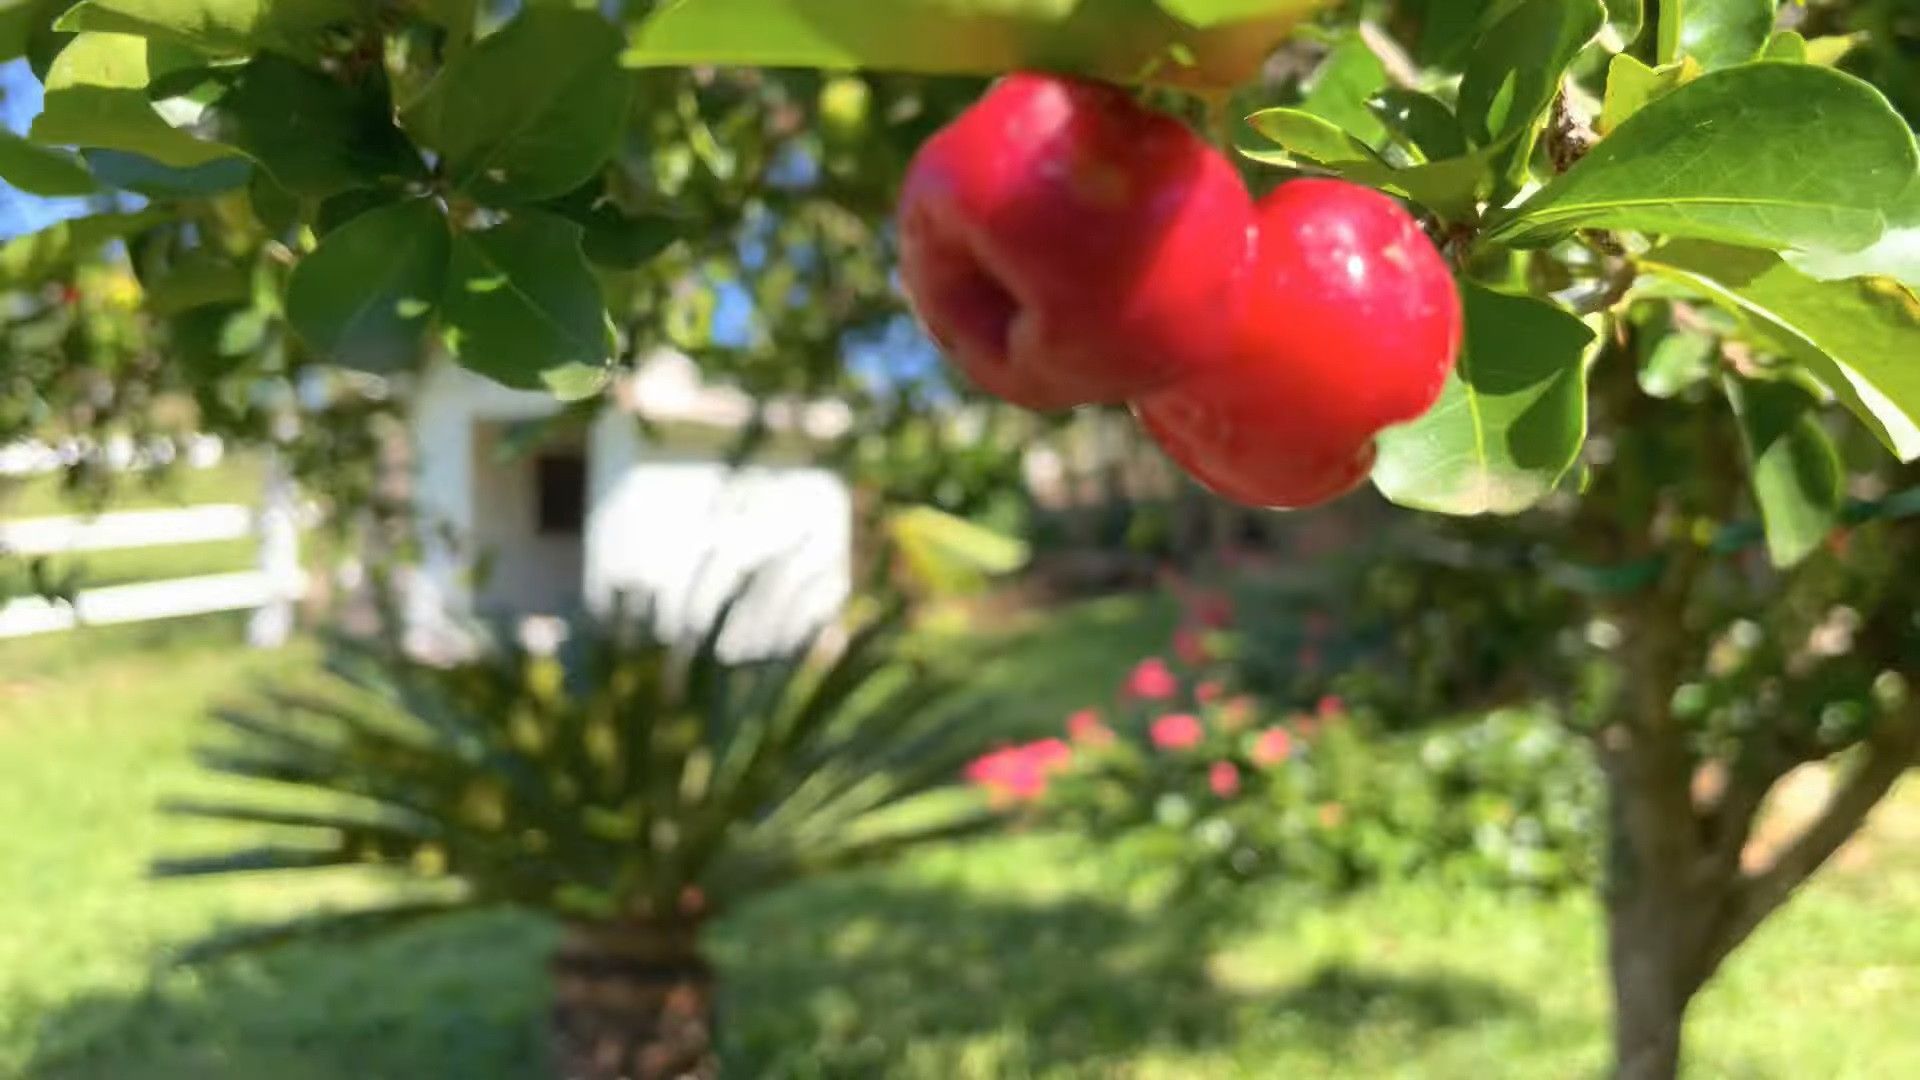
[
  {"left": 405, "top": 7, "right": 633, "bottom": 205},
  {"left": 1297, "top": 33, "right": 1389, "bottom": 147},
  {"left": 441, "top": 210, "right": 612, "bottom": 398},
  {"left": 542, "top": 182, "right": 686, "bottom": 269},
  {"left": 1674, "top": 0, "right": 1774, "bottom": 70},
  {"left": 1642, "top": 240, "right": 1920, "bottom": 462},
  {"left": 1725, "top": 375, "right": 1842, "bottom": 567},
  {"left": 53, "top": 0, "right": 357, "bottom": 56},
  {"left": 1487, "top": 64, "right": 1919, "bottom": 255},
  {"left": 29, "top": 32, "right": 234, "bottom": 168},
  {"left": 83, "top": 149, "right": 250, "bottom": 196},
  {"left": 1602, "top": 0, "right": 1642, "bottom": 47},
  {"left": 1372, "top": 285, "right": 1595, "bottom": 516},
  {"left": 623, "top": 0, "right": 1319, "bottom": 90},
  {"left": 1761, "top": 30, "right": 1806, "bottom": 62},
  {"left": 0, "top": 208, "right": 169, "bottom": 288},
  {"left": 1368, "top": 89, "right": 1465, "bottom": 162},
  {"left": 0, "top": 0, "right": 37, "bottom": 61},
  {"left": 1596, "top": 53, "right": 1696, "bottom": 134},
  {"left": 1242, "top": 108, "right": 1487, "bottom": 220},
  {"left": 1787, "top": 181, "right": 1920, "bottom": 288},
  {"left": 201, "top": 54, "right": 420, "bottom": 200},
  {"left": 0, "top": 128, "right": 97, "bottom": 195},
  {"left": 286, "top": 198, "right": 450, "bottom": 372},
  {"left": 1457, "top": 0, "right": 1604, "bottom": 147}
]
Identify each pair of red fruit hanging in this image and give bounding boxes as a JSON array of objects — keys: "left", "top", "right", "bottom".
[{"left": 897, "top": 73, "right": 1464, "bottom": 510}]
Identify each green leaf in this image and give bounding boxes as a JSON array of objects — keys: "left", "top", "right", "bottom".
[
  {"left": 405, "top": 7, "right": 633, "bottom": 205},
  {"left": 1242, "top": 108, "right": 1490, "bottom": 221},
  {"left": 29, "top": 32, "right": 235, "bottom": 168},
  {"left": 0, "top": 208, "right": 169, "bottom": 288},
  {"left": 1725, "top": 375, "right": 1842, "bottom": 567},
  {"left": 1802, "top": 33, "right": 1865, "bottom": 68},
  {"left": 1786, "top": 181, "right": 1920, "bottom": 288},
  {"left": 1368, "top": 89, "right": 1466, "bottom": 162},
  {"left": 1602, "top": 0, "right": 1642, "bottom": 47},
  {"left": 1372, "top": 284, "right": 1595, "bottom": 516},
  {"left": 201, "top": 54, "right": 420, "bottom": 200},
  {"left": 542, "top": 182, "right": 686, "bottom": 269},
  {"left": 1297, "top": 33, "right": 1389, "bottom": 147},
  {"left": 1155, "top": 0, "right": 1305, "bottom": 26},
  {"left": 0, "top": 0, "right": 38, "bottom": 62},
  {"left": 1457, "top": 0, "right": 1604, "bottom": 147},
  {"left": 623, "top": 0, "right": 1319, "bottom": 90},
  {"left": 441, "top": 210, "right": 612, "bottom": 398},
  {"left": 1639, "top": 326, "right": 1716, "bottom": 399},
  {"left": 1487, "top": 64, "right": 1920, "bottom": 255},
  {"left": 1596, "top": 52, "right": 1698, "bottom": 135},
  {"left": 53, "top": 0, "right": 358, "bottom": 56},
  {"left": 286, "top": 198, "right": 450, "bottom": 372},
  {"left": 83, "top": 148, "right": 250, "bottom": 196},
  {"left": 143, "top": 255, "right": 251, "bottom": 315},
  {"left": 1761, "top": 29, "right": 1806, "bottom": 63},
  {"left": 0, "top": 128, "right": 98, "bottom": 195},
  {"left": 1674, "top": 0, "right": 1774, "bottom": 70},
  {"left": 886, "top": 506, "right": 1031, "bottom": 597},
  {"left": 1641, "top": 240, "right": 1920, "bottom": 461}
]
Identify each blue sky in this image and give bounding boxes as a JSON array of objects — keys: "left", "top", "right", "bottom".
[{"left": 0, "top": 59, "right": 97, "bottom": 240}]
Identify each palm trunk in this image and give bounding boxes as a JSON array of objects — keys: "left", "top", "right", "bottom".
[{"left": 550, "top": 918, "right": 717, "bottom": 1080}]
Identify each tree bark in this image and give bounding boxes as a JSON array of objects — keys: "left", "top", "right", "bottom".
[{"left": 550, "top": 919, "right": 717, "bottom": 1080}]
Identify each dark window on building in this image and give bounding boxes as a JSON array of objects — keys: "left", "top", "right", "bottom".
[{"left": 535, "top": 453, "right": 587, "bottom": 536}]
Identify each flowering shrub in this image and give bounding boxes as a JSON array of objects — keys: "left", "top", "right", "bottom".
[{"left": 966, "top": 586, "right": 1600, "bottom": 897}]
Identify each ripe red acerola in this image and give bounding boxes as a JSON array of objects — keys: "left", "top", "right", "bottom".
[
  {"left": 897, "top": 73, "right": 1255, "bottom": 410},
  {"left": 1134, "top": 178, "right": 1461, "bottom": 510}
]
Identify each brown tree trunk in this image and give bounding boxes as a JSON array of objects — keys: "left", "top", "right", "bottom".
[{"left": 550, "top": 919, "right": 717, "bottom": 1080}]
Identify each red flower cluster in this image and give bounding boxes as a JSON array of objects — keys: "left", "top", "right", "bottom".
[
  {"left": 965, "top": 739, "right": 1073, "bottom": 803},
  {"left": 1124, "top": 657, "right": 1180, "bottom": 701},
  {"left": 1150, "top": 712, "right": 1204, "bottom": 751}
]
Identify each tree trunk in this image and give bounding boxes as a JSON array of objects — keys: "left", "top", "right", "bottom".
[
  {"left": 1600, "top": 737, "right": 1723, "bottom": 1080},
  {"left": 550, "top": 919, "right": 717, "bottom": 1080},
  {"left": 1606, "top": 878, "right": 1692, "bottom": 1080}
]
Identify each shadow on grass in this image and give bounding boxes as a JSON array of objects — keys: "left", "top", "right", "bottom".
[{"left": 24, "top": 878, "right": 1527, "bottom": 1079}]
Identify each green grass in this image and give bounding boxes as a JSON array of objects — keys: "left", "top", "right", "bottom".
[
  {"left": 4, "top": 597, "right": 1920, "bottom": 1078},
  {"left": 0, "top": 539, "right": 260, "bottom": 597},
  {"left": 0, "top": 456, "right": 267, "bottom": 521}
]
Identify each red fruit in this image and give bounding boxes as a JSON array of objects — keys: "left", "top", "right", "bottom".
[
  {"left": 897, "top": 73, "right": 1255, "bottom": 410},
  {"left": 1135, "top": 178, "right": 1461, "bottom": 509}
]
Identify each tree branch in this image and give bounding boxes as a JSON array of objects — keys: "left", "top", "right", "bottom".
[{"left": 1705, "top": 707, "right": 1920, "bottom": 971}]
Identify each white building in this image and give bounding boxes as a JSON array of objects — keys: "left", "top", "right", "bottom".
[{"left": 405, "top": 351, "right": 856, "bottom": 657}]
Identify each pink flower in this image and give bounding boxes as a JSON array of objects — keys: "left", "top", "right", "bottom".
[
  {"left": 1251, "top": 727, "right": 1293, "bottom": 767},
  {"left": 1066, "top": 709, "right": 1114, "bottom": 746},
  {"left": 1150, "top": 712, "right": 1204, "bottom": 751},
  {"left": 966, "top": 739, "right": 1073, "bottom": 803},
  {"left": 1296, "top": 644, "right": 1322, "bottom": 674},
  {"left": 1209, "top": 761, "right": 1242, "bottom": 798},
  {"left": 1124, "top": 657, "right": 1179, "bottom": 701},
  {"left": 1173, "top": 625, "right": 1209, "bottom": 666},
  {"left": 1317, "top": 695, "right": 1346, "bottom": 720},
  {"left": 1196, "top": 680, "right": 1225, "bottom": 704}
]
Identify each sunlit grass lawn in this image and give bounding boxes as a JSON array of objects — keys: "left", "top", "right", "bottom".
[{"left": 4, "top": 598, "right": 1919, "bottom": 1078}]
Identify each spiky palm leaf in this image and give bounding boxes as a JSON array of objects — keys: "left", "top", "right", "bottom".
[{"left": 161, "top": 596, "right": 1000, "bottom": 957}]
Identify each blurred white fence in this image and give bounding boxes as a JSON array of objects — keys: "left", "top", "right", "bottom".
[{"left": 0, "top": 452, "right": 306, "bottom": 646}]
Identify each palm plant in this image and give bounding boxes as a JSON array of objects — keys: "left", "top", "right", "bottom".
[{"left": 158, "top": 596, "right": 999, "bottom": 1079}]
